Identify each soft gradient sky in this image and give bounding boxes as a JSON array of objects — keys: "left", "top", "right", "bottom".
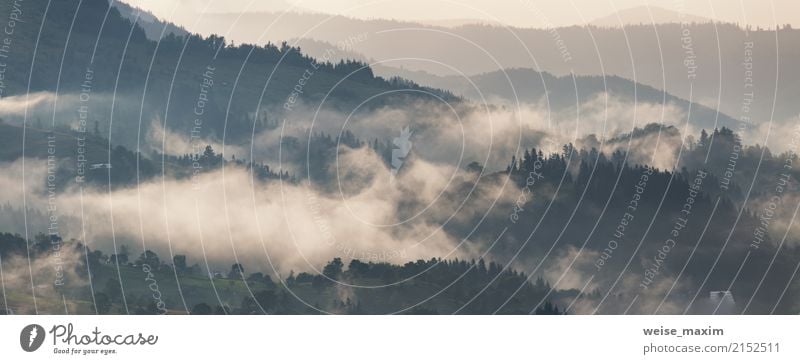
[{"left": 122, "top": 0, "right": 798, "bottom": 28}]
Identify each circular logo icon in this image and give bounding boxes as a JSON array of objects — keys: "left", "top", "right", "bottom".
[{"left": 20, "top": 324, "right": 45, "bottom": 352}]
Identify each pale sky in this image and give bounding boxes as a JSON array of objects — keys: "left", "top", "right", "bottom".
[{"left": 122, "top": 0, "right": 798, "bottom": 29}]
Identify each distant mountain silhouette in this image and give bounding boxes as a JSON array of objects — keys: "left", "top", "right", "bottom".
[
  {"left": 400, "top": 68, "right": 740, "bottom": 131},
  {"left": 285, "top": 37, "right": 740, "bottom": 131},
  {"left": 416, "top": 18, "right": 505, "bottom": 28},
  {"left": 162, "top": 10, "right": 796, "bottom": 123},
  {"left": 589, "top": 6, "right": 711, "bottom": 27}
]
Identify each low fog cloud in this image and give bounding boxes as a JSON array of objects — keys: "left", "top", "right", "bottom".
[{"left": 0, "top": 149, "right": 518, "bottom": 276}]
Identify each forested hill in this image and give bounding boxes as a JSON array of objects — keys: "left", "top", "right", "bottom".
[{"left": 0, "top": 0, "right": 455, "bottom": 147}]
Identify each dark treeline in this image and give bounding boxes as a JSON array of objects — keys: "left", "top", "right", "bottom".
[
  {"left": 465, "top": 124, "right": 800, "bottom": 314},
  {"left": 0, "top": 0, "right": 457, "bottom": 147},
  {"left": 3, "top": 125, "right": 800, "bottom": 313},
  {"left": 0, "top": 234, "right": 564, "bottom": 315}
]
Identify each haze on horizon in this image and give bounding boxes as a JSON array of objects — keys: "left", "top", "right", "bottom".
[{"left": 122, "top": 0, "right": 798, "bottom": 30}]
